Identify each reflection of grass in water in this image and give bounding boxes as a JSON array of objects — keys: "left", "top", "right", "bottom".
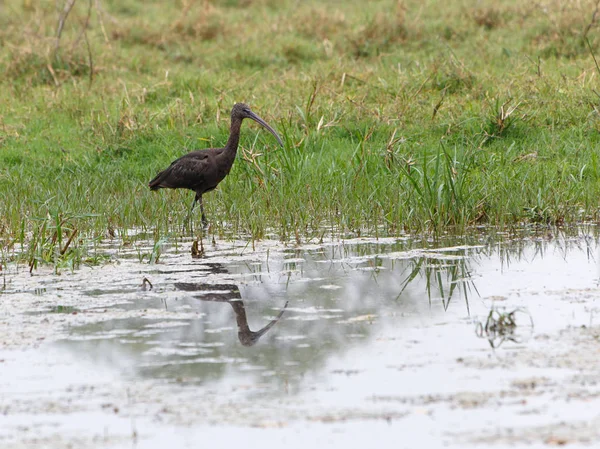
[
  {"left": 394, "top": 227, "right": 599, "bottom": 313},
  {"left": 497, "top": 226, "right": 598, "bottom": 272},
  {"left": 397, "top": 250, "right": 479, "bottom": 312},
  {"left": 476, "top": 308, "right": 534, "bottom": 348}
]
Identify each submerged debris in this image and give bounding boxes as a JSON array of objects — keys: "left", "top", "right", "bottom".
[
  {"left": 475, "top": 307, "right": 534, "bottom": 348},
  {"left": 49, "top": 305, "right": 78, "bottom": 314},
  {"left": 140, "top": 277, "right": 153, "bottom": 290}
]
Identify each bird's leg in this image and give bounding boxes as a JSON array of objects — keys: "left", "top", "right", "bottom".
[
  {"left": 185, "top": 194, "right": 199, "bottom": 234},
  {"left": 199, "top": 195, "right": 208, "bottom": 230},
  {"left": 194, "top": 195, "right": 206, "bottom": 257},
  {"left": 190, "top": 194, "right": 199, "bottom": 213}
]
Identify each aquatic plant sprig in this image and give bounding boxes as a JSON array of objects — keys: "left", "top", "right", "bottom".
[
  {"left": 26, "top": 211, "right": 100, "bottom": 273},
  {"left": 475, "top": 307, "right": 534, "bottom": 349}
]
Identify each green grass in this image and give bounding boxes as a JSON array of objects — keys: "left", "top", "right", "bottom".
[{"left": 1, "top": 0, "right": 600, "bottom": 268}]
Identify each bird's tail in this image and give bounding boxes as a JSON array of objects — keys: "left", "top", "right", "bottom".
[{"left": 148, "top": 170, "right": 166, "bottom": 190}]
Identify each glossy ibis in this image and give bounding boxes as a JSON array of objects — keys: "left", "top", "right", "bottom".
[{"left": 149, "top": 103, "right": 283, "bottom": 227}]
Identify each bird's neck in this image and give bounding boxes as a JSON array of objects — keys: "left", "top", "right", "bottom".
[
  {"left": 225, "top": 116, "right": 243, "bottom": 155},
  {"left": 230, "top": 301, "right": 251, "bottom": 333}
]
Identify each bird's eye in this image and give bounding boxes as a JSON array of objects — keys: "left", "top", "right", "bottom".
[{"left": 243, "top": 108, "right": 250, "bottom": 113}]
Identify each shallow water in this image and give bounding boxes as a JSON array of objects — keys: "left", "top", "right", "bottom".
[{"left": 1, "top": 228, "right": 600, "bottom": 448}]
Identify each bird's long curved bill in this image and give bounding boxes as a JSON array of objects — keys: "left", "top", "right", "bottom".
[
  {"left": 242, "top": 301, "right": 289, "bottom": 346},
  {"left": 248, "top": 111, "right": 284, "bottom": 147}
]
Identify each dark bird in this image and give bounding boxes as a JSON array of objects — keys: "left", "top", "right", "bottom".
[{"left": 149, "top": 103, "right": 283, "bottom": 227}]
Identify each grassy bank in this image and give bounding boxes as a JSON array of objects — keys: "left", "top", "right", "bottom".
[{"left": 1, "top": 0, "right": 600, "bottom": 267}]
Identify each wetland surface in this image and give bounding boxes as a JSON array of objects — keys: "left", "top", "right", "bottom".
[{"left": 1, "top": 228, "right": 600, "bottom": 448}]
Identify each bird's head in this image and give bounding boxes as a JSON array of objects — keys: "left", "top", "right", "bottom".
[
  {"left": 231, "top": 103, "right": 284, "bottom": 147},
  {"left": 231, "top": 102, "right": 254, "bottom": 120}
]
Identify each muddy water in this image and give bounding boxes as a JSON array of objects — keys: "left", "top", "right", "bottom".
[{"left": 1, "top": 229, "right": 600, "bottom": 448}]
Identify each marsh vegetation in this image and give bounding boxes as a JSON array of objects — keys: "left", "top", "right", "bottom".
[{"left": 1, "top": 0, "right": 600, "bottom": 269}]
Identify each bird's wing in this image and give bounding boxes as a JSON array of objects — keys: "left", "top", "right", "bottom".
[{"left": 150, "top": 151, "right": 211, "bottom": 190}]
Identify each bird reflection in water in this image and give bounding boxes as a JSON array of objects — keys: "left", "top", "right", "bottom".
[{"left": 174, "top": 266, "right": 287, "bottom": 346}]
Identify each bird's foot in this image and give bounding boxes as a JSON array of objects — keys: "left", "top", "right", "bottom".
[{"left": 191, "top": 239, "right": 205, "bottom": 258}]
